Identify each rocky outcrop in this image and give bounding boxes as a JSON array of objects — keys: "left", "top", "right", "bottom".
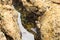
[
  {"left": 1, "top": 0, "right": 60, "bottom": 40},
  {"left": 0, "top": 0, "right": 21, "bottom": 40},
  {"left": 51, "top": 0, "right": 60, "bottom": 3},
  {"left": 13, "top": 0, "right": 51, "bottom": 40},
  {"left": 0, "top": 31, "right": 7, "bottom": 40},
  {"left": 13, "top": 0, "right": 60, "bottom": 40},
  {"left": 40, "top": 3, "right": 60, "bottom": 40}
]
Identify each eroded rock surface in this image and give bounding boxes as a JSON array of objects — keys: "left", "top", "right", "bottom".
[
  {"left": 0, "top": 31, "right": 7, "bottom": 40},
  {"left": 40, "top": 3, "right": 60, "bottom": 40},
  {"left": 0, "top": 0, "right": 21, "bottom": 40},
  {"left": 14, "top": 0, "right": 60, "bottom": 40},
  {"left": 1, "top": 0, "right": 60, "bottom": 40}
]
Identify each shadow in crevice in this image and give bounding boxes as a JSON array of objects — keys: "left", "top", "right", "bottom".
[
  {"left": 12, "top": 0, "right": 42, "bottom": 40},
  {"left": 5, "top": 34, "right": 13, "bottom": 40},
  {"left": 1, "top": 28, "right": 13, "bottom": 40}
]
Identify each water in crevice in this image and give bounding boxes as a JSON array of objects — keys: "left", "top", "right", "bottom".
[{"left": 17, "top": 11, "right": 34, "bottom": 40}]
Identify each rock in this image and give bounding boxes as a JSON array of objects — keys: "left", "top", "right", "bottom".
[
  {"left": 40, "top": 3, "right": 60, "bottom": 40},
  {"left": 0, "top": 0, "right": 21, "bottom": 40},
  {"left": 0, "top": 31, "right": 7, "bottom": 40},
  {"left": 51, "top": 0, "right": 60, "bottom": 3},
  {"left": 1, "top": 0, "right": 60, "bottom": 40},
  {"left": 0, "top": 0, "right": 12, "bottom": 5},
  {"left": 13, "top": 0, "right": 60, "bottom": 40},
  {"left": 13, "top": 0, "right": 51, "bottom": 40}
]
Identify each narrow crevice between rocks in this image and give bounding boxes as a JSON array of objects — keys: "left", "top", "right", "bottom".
[
  {"left": 12, "top": 0, "right": 43, "bottom": 40},
  {"left": 1, "top": 28, "right": 13, "bottom": 40}
]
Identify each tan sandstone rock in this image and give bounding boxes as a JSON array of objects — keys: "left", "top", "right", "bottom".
[
  {"left": 0, "top": 31, "right": 7, "bottom": 40},
  {"left": 0, "top": 0, "right": 21, "bottom": 40},
  {"left": 51, "top": 0, "right": 60, "bottom": 3},
  {"left": 40, "top": 3, "right": 60, "bottom": 40}
]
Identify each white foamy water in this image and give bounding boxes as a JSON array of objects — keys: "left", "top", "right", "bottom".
[{"left": 17, "top": 12, "right": 34, "bottom": 40}]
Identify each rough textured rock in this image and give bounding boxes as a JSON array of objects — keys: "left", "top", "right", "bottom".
[
  {"left": 51, "top": 0, "right": 60, "bottom": 3},
  {"left": 13, "top": 0, "right": 51, "bottom": 40},
  {"left": 40, "top": 3, "right": 60, "bottom": 40},
  {"left": 0, "top": 0, "right": 21, "bottom": 40},
  {"left": 1, "top": 0, "right": 60, "bottom": 40},
  {"left": 0, "top": 0, "right": 12, "bottom": 5},
  {"left": 0, "top": 31, "right": 7, "bottom": 40},
  {"left": 13, "top": 0, "right": 60, "bottom": 40}
]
